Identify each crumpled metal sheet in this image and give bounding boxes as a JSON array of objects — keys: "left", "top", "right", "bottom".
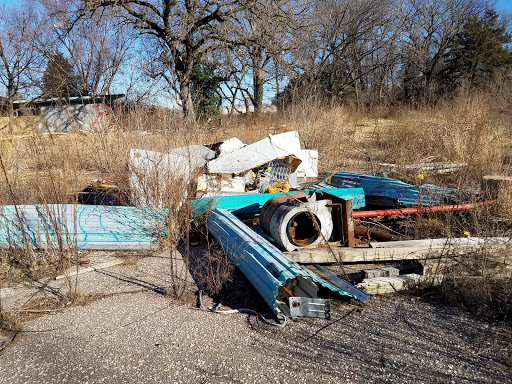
[
  {"left": 130, "top": 145, "right": 215, "bottom": 207},
  {"left": 207, "top": 131, "right": 302, "bottom": 175},
  {"left": 327, "top": 172, "right": 459, "bottom": 207},
  {"left": 206, "top": 209, "right": 369, "bottom": 318}
]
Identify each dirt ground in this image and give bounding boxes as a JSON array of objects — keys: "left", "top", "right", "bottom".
[{"left": 0, "top": 250, "right": 511, "bottom": 384}]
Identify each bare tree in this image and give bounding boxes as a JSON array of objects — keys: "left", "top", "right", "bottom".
[
  {"left": 298, "top": 0, "right": 396, "bottom": 105},
  {"left": 0, "top": 3, "right": 43, "bottom": 132},
  {"left": 37, "top": 0, "right": 136, "bottom": 98},
  {"left": 398, "top": 0, "right": 486, "bottom": 104},
  {"left": 79, "top": 0, "right": 251, "bottom": 122},
  {"left": 216, "top": 0, "right": 309, "bottom": 114},
  {"left": 276, "top": 0, "right": 492, "bottom": 108}
]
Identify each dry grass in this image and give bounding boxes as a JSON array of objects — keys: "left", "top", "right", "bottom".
[
  {"left": 2, "top": 91, "right": 510, "bottom": 207},
  {"left": 0, "top": 89, "right": 511, "bottom": 315}
]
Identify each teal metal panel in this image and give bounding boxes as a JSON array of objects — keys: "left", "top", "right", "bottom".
[
  {"left": 0, "top": 205, "right": 162, "bottom": 250},
  {"left": 327, "top": 172, "right": 458, "bottom": 207},
  {"left": 0, "top": 188, "right": 364, "bottom": 251},
  {"left": 192, "top": 187, "right": 365, "bottom": 218},
  {"left": 206, "top": 209, "right": 369, "bottom": 317}
]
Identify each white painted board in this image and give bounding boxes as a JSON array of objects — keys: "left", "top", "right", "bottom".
[
  {"left": 296, "top": 149, "right": 319, "bottom": 178},
  {"left": 207, "top": 131, "right": 302, "bottom": 174}
]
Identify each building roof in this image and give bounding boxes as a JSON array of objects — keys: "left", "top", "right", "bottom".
[{"left": 5, "top": 94, "right": 125, "bottom": 108}]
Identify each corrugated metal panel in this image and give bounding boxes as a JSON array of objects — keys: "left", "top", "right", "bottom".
[
  {"left": 327, "top": 172, "right": 458, "bottom": 207},
  {"left": 0, "top": 187, "right": 363, "bottom": 250},
  {"left": 206, "top": 209, "right": 369, "bottom": 318},
  {"left": 192, "top": 187, "right": 365, "bottom": 219},
  {"left": 0, "top": 205, "right": 162, "bottom": 250}
]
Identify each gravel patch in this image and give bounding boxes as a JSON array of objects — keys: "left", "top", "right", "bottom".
[{"left": 0, "top": 253, "right": 510, "bottom": 383}]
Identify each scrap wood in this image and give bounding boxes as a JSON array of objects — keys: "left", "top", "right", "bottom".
[
  {"left": 379, "top": 161, "right": 467, "bottom": 175},
  {"left": 286, "top": 247, "right": 451, "bottom": 264},
  {"left": 481, "top": 175, "right": 512, "bottom": 199},
  {"left": 369, "top": 237, "right": 511, "bottom": 248},
  {"left": 286, "top": 243, "right": 512, "bottom": 264},
  {"left": 357, "top": 274, "right": 443, "bottom": 295}
]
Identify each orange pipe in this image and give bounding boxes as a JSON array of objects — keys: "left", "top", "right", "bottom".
[{"left": 352, "top": 200, "right": 497, "bottom": 218}]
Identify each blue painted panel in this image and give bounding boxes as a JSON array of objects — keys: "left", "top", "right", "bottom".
[
  {"left": 0, "top": 205, "right": 162, "bottom": 250},
  {"left": 207, "top": 209, "right": 369, "bottom": 316},
  {"left": 192, "top": 187, "right": 365, "bottom": 218},
  {"left": 328, "top": 172, "right": 458, "bottom": 207}
]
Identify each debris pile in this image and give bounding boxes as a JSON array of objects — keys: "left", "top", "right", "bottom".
[{"left": 1, "top": 129, "right": 510, "bottom": 320}]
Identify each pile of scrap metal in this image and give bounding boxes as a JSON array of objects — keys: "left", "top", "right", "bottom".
[
  {"left": 1, "top": 129, "right": 508, "bottom": 321},
  {"left": 207, "top": 208, "right": 369, "bottom": 320},
  {"left": 203, "top": 170, "right": 508, "bottom": 319},
  {"left": 204, "top": 189, "right": 373, "bottom": 320},
  {"left": 204, "top": 131, "right": 318, "bottom": 195}
]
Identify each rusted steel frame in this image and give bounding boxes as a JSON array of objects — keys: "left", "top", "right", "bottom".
[
  {"left": 352, "top": 200, "right": 497, "bottom": 219},
  {"left": 320, "top": 191, "right": 356, "bottom": 247},
  {"left": 353, "top": 226, "right": 409, "bottom": 242},
  {"left": 341, "top": 199, "right": 356, "bottom": 247},
  {"left": 326, "top": 202, "right": 344, "bottom": 243}
]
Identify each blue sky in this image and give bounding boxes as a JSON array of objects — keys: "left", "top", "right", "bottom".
[{"left": 497, "top": 0, "right": 512, "bottom": 13}]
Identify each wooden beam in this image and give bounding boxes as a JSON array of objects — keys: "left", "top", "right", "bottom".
[
  {"left": 481, "top": 175, "right": 512, "bottom": 199},
  {"left": 341, "top": 199, "right": 356, "bottom": 247},
  {"left": 285, "top": 245, "right": 512, "bottom": 264}
]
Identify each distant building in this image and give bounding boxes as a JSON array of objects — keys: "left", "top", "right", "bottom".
[
  {"left": 0, "top": 95, "right": 124, "bottom": 131},
  {"left": 34, "top": 95, "right": 124, "bottom": 132},
  {"left": 0, "top": 97, "right": 37, "bottom": 117},
  {"left": 219, "top": 104, "right": 277, "bottom": 115}
]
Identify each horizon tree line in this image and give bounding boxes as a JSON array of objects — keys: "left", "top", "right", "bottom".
[{"left": 0, "top": 0, "right": 511, "bottom": 123}]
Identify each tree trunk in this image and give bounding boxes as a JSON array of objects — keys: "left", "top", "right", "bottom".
[
  {"left": 7, "top": 100, "right": 14, "bottom": 135},
  {"left": 179, "top": 78, "right": 196, "bottom": 123},
  {"left": 251, "top": 48, "right": 264, "bottom": 114},
  {"left": 7, "top": 81, "right": 15, "bottom": 134},
  {"left": 253, "top": 68, "right": 264, "bottom": 114},
  {"left": 176, "top": 44, "right": 197, "bottom": 123}
]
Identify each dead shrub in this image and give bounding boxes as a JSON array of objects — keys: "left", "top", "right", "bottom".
[
  {"left": 437, "top": 275, "right": 512, "bottom": 323},
  {"left": 190, "top": 237, "right": 235, "bottom": 296}
]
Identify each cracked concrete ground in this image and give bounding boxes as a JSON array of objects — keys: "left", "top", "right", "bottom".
[{"left": 0, "top": 251, "right": 510, "bottom": 384}]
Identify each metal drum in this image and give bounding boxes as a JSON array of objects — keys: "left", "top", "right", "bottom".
[{"left": 260, "top": 194, "right": 333, "bottom": 251}]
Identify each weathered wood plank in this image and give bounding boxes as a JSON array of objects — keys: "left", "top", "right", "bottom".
[
  {"left": 356, "top": 274, "right": 442, "bottom": 295},
  {"left": 286, "top": 245, "right": 512, "bottom": 264},
  {"left": 370, "top": 237, "right": 510, "bottom": 248},
  {"left": 481, "top": 175, "right": 512, "bottom": 199}
]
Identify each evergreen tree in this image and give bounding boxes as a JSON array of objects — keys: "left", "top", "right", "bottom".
[
  {"left": 189, "top": 63, "right": 224, "bottom": 118},
  {"left": 445, "top": 9, "right": 512, "bottom": 87},
  {"left": 42, "top": 52, "right": 81, "bottom": 97}
]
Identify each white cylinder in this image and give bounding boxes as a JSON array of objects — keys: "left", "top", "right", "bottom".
[{"left": 264, "top": 200, "right": 333, "bottom": 252}]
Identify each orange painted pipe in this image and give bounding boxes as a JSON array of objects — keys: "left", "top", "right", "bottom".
[{"left": 352, "top": 200, "right": 497, "bottom": 218}]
